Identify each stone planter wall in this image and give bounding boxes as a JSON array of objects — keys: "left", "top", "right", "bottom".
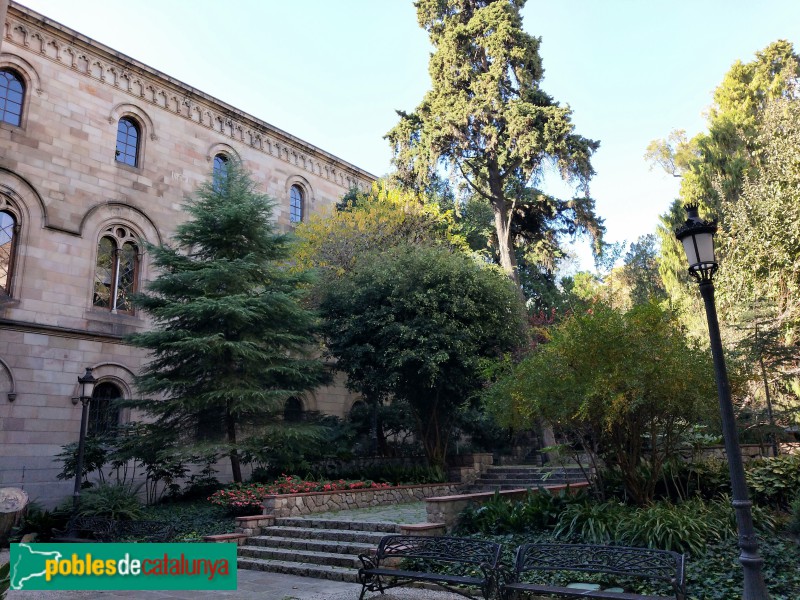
[
  {"left": 261, "top": 483, "right": 461, "bottom": 517},
  {"left": 425, "top": 481, "right": 590, "bottom": 531},
  {"left": 446, "top": 452, "right": 493, "bottom": 485}
]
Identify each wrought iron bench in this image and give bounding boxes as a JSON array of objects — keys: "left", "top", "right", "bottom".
[
  {"left": 501, "top": 543, "right": 686, "bottom": 600},
  {"left": 53, "top": 517, "right": 173, "bottom": 543},
  {"left": 114, "top": 520, "right": 174, "bottom": 542},
  {"left": 52, "top": 516, "right": 118, "bottom": 542},
  {"left": 358, "top": 534, "right": 502, "bottom": 600}
]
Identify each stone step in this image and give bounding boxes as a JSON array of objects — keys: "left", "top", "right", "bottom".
[
  {"left": 247, "top": 535, "right": 377, "bottom": 555},
  {"left": 477, "top": 472, "right": 587, "bottom": 481},
  {"left": 470, "top": 483, "right": 585, "bottom": 491},
  {"left": 275, "top": 517, "right": 400, "bottom": 533},
  {"left": 483, "top": 466, "right": 587, "bottom": 474},
  {"left": 237, "top": 556, "right": 359, "bottom": 583},
  {"left": 260, "top": 526, "right": 388, "bottom": 544},
  {"left": 238, "top": 545, "right": 362, "bottom": 569}
]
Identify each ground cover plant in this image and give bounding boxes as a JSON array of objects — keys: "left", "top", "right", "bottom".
[{"left": 454, "top": 482, "right": 799, "bottom": 598}]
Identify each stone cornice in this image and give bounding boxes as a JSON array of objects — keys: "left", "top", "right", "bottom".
[{"left": 5, "top": 2, "right": 377, "bottom": 190}]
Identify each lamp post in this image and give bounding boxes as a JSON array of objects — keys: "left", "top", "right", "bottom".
[
  {"left": 675, "top": 205, "right": 769, "bottom": 600},
  {"left": 71, "top": 367, "right": 97, "bottom": 517}
]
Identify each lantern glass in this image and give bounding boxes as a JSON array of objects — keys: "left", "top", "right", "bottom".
[
  {"left": 681, "top": 230, "right": 715, "bottom": 269},
  {"left": 78, "top": 368, "right": 96, "bottom": 399}
]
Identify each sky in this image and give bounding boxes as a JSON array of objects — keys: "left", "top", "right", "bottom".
[{"left": 15, "top": 0, "right": 800, "bottom": 270}]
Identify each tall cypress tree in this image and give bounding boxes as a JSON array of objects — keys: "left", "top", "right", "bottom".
[
  {"left": 387, "top": 0, "right": 603, "bottom": 285},
  {"left": 128, "top": 162, "right": 327, "bottom": 482}
]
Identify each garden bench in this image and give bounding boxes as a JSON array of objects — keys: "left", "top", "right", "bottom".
[
  {"left": 501, "top": 543, "right": 686, "bottom": 600},
  {"left": 358, "top": 534, "right": 502, "bottom": 600},
  {"left": 53, "top": 517, "right": 173, "bottom": 543},
  {"left": 52, "top": 516, "right": 118, "bottom": 542}
]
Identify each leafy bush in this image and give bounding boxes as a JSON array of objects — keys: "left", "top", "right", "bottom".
[
  {"left": 456, "top": 489, "right": 582, "bottom": 535},
  {"left": 554, "top": 500, "right": 628, "bottom": 544},
  {"left": 745, "top": 454, "right": 800, "bottom": 508},
  {"left": 789, "top": 496, "right": 800, "bottom": 535},
  {"left": 77, "top": 483, "right": 144, "bottom": 520},
  {"left": 140, "top": 501, "right": 234, "bottom": 541},
  {"left": 614, "top": 498, "right": 734, "bottom": 555},
  {"left": 8, "top": 502, "right": 69, "bottom": 543},
  {"left": 686, "top": 536, "right": 800, "bottom": 600}
]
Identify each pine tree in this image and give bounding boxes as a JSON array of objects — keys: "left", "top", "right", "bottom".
[
  {"left": 386, "top": 0, "right": 603, "bottom": 285},
  {"left": 128, "top": 162, "right": 327, "bottom": 482}
]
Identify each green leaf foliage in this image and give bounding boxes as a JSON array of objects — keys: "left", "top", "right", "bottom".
[
  {"left": 485, "top": 302, "right": 717, "bottom": 504},
  {"left": 319, "top": 244, "right": 527, "bottom": 468},
  {"left": 127, "top": 161, "right": 328, "bottom": 482},
  {"left": 387, "top": 0, "right": 603, "bottom": 282}
]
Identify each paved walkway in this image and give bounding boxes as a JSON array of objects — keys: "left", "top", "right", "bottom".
[{"left": 4, "top": 503, "right": 467, "bottom": 599}]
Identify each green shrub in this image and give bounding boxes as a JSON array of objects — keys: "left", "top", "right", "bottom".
[
  {"left": 554, "top": 500, "right": 629, "bottom": 544},
  {"left": 745, "top": 454, "right": 800, "bottom": 508},
  {"left": 614, "top": 498, "right": 734, "bottom": 555},
  {"left": 140, "top": 501, "right": 234, "bottom": 540},
  {"left": 456, "top": 489, "right": 583, "bottom": 535},
  {"left": 77, "top": 483, "right": 144, "bottom": 520},
  {"left": 789, "top": 496, "right": 800, "bottom": 535},
  {"left": 8, "top": 502, "right": 69, "bottom": 543}
]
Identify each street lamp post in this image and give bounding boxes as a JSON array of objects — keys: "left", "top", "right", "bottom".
[
  {"left": 71, "top": 367, "right": 97, "bottom": 518},
  {"left": 675, "top": 205, "right": 769, "bottom": 600}
]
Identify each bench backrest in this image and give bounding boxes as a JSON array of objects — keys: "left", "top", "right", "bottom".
[
  {"left": 377, "top": 535, "right": 502, "bottom": 568},
  {"left": 514, "top": 543, "right": 684, "bottom": 591}
]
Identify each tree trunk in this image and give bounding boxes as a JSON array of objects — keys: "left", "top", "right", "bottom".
[
  {"left": 491, "top": 199, "right": 520, "bottom": 285},
  {"left": 225, "top": 410, "right": 242, "bottom": 483}
]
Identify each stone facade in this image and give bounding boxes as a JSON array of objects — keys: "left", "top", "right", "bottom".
[{"left": 0, "top": 2, "right": 374, "bottom": 506}]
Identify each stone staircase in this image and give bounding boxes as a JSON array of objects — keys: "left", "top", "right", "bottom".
[
  {"left": 469, "top": 464, "right": 590, "bottom": 492},
  {"left": 238, "top": 517, "right": 398, "bottom": 582}
]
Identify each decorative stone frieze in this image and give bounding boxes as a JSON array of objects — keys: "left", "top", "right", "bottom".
[{"left": 4, "top": 5, "right": 372, "bottom": 192}]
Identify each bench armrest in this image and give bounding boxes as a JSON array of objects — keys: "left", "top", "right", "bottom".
[{"left": 358, "top": 553, "right": 378, "bottom": 571}]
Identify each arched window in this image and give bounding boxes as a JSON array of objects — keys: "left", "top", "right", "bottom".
[
  {"left": 289, "top": 185, "right": 304, "bottom": 223},
  {"left": 0, "top": 210, "right": 18, "bottom": 296},
  {"left": 93, "top": 226, "right": 139, "bottom": 313},
  {"left": 212, "top": 154, "right": 229, "bottom": 191},
  {"left": 284, "top": 397, "right": 304, "bottom": 422},
  {"left": 0, "top": 70, "right": 24, "bottom": 127},
  {"left": 115, "top": 117, "right": 140, "bottom": 167},
  {"left": 89, "top": 381, "right": 121, "bottom": 437}
]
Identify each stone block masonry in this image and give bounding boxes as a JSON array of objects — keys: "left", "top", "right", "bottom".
[{"left": 261, "top": 483, "right": 461, "bottom": 518}]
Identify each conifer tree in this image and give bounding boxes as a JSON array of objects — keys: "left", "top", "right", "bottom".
[
  {"left": 128, "top": 162, "right": 327, "bottom": 482},
  {"left": 387, "top": 0, "right": 603, "bottom": 285}
]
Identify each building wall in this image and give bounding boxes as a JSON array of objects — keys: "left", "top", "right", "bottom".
[{"left": 0, "top": 2, "right": 372, "bottom": 506}]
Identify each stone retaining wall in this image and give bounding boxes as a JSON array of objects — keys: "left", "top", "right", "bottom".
[
  {"left": 261, "top": 483, "right": 461, "bottom": 517},
  {"left": 425, "top": 482, "right": 590, "bottom": 531}
]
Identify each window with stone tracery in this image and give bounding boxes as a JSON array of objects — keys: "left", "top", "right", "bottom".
[
  {"left": 92, "top": 226, "right": 139, "bottom": 313},
  {"left": 0, "top": 69, "right": 24, "bottom": 127},
  {"left": 0, "top": 210, "right": 18, "bottom": 296}
]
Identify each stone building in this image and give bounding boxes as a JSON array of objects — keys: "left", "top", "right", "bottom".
[{"left": 0, "top": 2, "right": 374, "bottom": 506}]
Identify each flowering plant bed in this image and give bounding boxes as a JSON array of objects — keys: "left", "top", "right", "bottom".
[{"left": 209, "top": 474, "right": 391, "bottom": 511}]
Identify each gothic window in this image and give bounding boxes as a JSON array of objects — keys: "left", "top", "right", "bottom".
[
  {"left": 115, "top": 117, "right": 140, "bottom": 167},
  {"left": 289, "top": 185, "right": 304, "bottom": 223},
  {"left": 284, "top": 397, "right": 303, "bottom": 422},
  {"left": 88, "top": 381, "right": 121, "bottom": 437},
  {"left": 92, "top": 226, "right": 139, "bottom": 313},
  {"left": 212, "top": 154, "right": 229, "bottom": 191},
  {"left": 0, "top": 70, "right": 24, "bottom": 127},
  {"left": 0, "top": 210, "right": 18, "bottom": 296}
]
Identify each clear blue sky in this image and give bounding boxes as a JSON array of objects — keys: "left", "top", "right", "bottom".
[{"left": 17, "top": 0, "right": 800, "bottom": 267}]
